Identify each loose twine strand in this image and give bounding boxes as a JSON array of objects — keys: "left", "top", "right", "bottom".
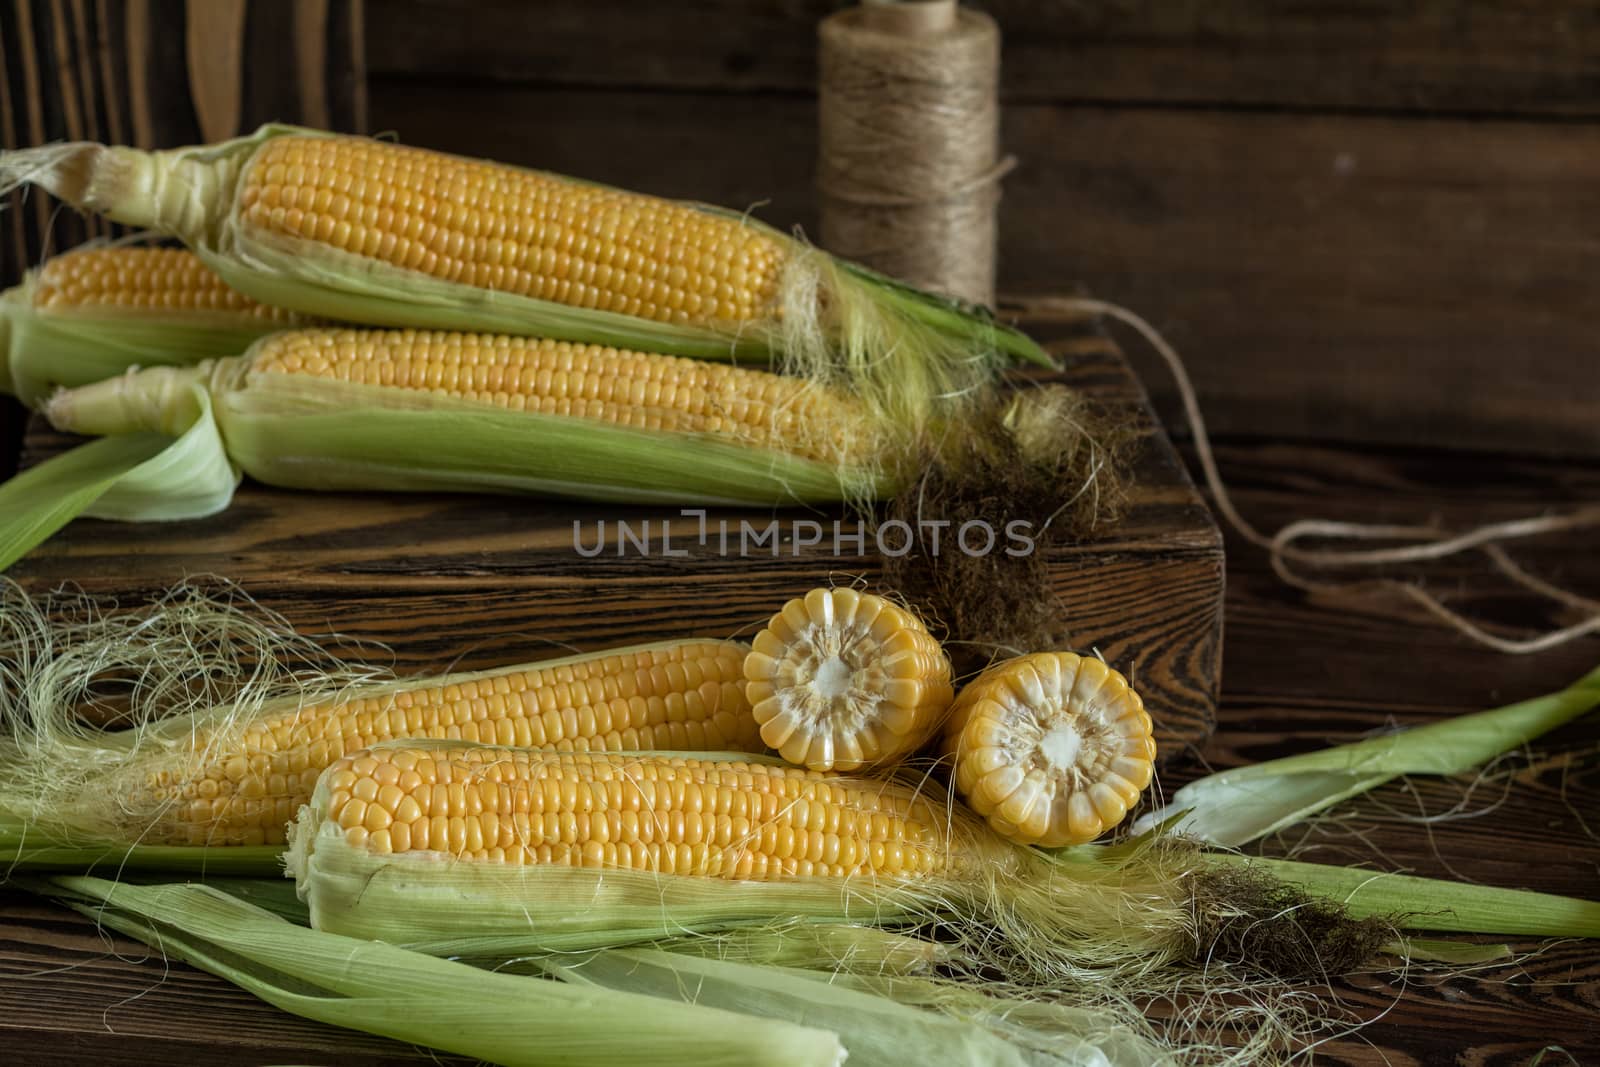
[
  {"left": 817, "top": 4, "right": 1005, "bottom": 306},
  {"left": 1050, "top": 297, "right": 1600, "bottom": 655}
]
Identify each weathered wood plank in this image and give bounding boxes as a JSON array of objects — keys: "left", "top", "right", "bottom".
[
  {"left": 365, "top": 0, "right": 1600, "bottom": 116},
  {"left": 367, "top": 83, "right": 1600, "bottom": 457},
  {"left": 11, "top": 321, "right": 1225, "bottom": 759}
]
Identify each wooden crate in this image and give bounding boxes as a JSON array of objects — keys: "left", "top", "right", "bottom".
[{"left": 10, "top": 305, "right": 1223, "bottom": 761}]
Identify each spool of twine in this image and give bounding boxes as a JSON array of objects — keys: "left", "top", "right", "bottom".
[{"left": 818, "top": 0, "right": 1010, "bottom": 307}]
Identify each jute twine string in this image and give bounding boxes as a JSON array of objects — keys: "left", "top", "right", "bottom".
[
  {"left": 818, "top": 1, "right": 1009, "bottom": 307},
  {"left": 1030, "top": 297, "right": 1600, "bottom": 655}
]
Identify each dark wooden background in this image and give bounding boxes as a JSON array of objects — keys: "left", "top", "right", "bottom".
[
  {"left": 5, "top": 1, "right": 1600, "bottom": 468},
  {"left": 1, "top": 3, "right": 1598, "bottom": 1065}
]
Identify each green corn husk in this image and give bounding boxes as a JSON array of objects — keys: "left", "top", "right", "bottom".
[
  {"left": 46, "top": 341, "right": 889, "bottom": 504},
  {"left": 0, "top": 246, "right": 301, "bottom": 406},
  {"left": 1217, "top": 855, "right": 1600, "bottom": 939},
  {"left": 0, "top": 331, "right": 896, "bottom": 569},
  {"left": 40, "top": 875, "right": 847, "bottom": 1067},
  {"left": 0, "top": 395, "right": 239, "bottom": 571},
  {"left": 283, "top": 744, "right": 1191, "bottom": 968},
  {"left": 539, "top": 947, "right": 1172, "bottom": 1067},
  {"left": 0, "top": 804, "right": 282, "bottom": 873},
  {"left": 1138, "top": 663, "right": 1600, "bottom": 847},
  {"left": 644, "top": 920, "right": 954, "bottom": 976},
  {"left": 0, "top": 123, "right": 1051, "bottom": 436},
  {"left": 46, "top": 874, "right": 1161, "bottom": 1067},
  {"left": 108, "top": 871, "right": 951, "bottom": 978}
]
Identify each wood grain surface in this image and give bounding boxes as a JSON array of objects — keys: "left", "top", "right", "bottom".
[
  {"left": 1, "top": 436, "right": 1596, "bottom": 1065},
  {"left": 367, "top": 0, "right": 1600, "bottom": 115}
]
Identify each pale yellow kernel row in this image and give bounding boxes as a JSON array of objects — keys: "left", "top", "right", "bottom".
[
  {"left": 32, "top": 247, "right": 303, "bottom": 322},
  {"left": 145, "top": 640, "right": 758, "bottom": 847},
  {"left": 322, "top": 748, "right": 949, "bottom": 879},
  {"left": 250, "top": 329, "right": 859, "bottom": 465},
  {"left": 237, "top": 135, "right": 786, "bottom": 327}
]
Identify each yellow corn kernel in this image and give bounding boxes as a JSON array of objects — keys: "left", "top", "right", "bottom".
[
  {"left": 944, "top": 652, "right": 1156, "bottom": 847},
  {"left": 743, "top": 588, "right": 954, "bottom": 772},
  {"left": 236, "top": 135, "right": 786, "bottom": 329},
  {"left": 319, "top": 748, "right": 952, "bottom": 879},
  {"left": 248, "top": 328, "right": 864, "bottom": 466},
  {"left": 32, "top": 246, "right": 303, "bottom": 323},
  {"left": 151, "top": 640, "right": 759, "bottom": 847}
]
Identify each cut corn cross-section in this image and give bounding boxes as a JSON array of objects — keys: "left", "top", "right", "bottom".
[
  {"left": 744, "top": 588, "right": 954, "bottom": 772},
  {"left": 944, "top": 652, "right": 1156, "bottom": 847}
]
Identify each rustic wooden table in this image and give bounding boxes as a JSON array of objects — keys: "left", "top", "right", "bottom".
[{"left": 0, "top": 325, "right": 1595, "bottom": 1064}]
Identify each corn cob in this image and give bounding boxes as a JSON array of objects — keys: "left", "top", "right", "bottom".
[
  {"left": 285, "top": 744, "right": 1189, "bottom": 975},
  {"left": 15, "top": 639, "right": 759, "bottom": 852},
  {"left": 0, "top": 125, "right": 1051, "bottom": 435},
  {"left": 32, "top": 246, "right": 297, "bottom": 319},
  {"left": 0, "top": 245, "right": 308, "bottom": 404},
  {"left": 743, "top": 588, "right": 953, "bottom": 771},
  {"left": 310, "top": 747, "right": 950, "bottom": 875},
  {"left": 944, "top": 652, "right": 1156, "bottom": 847},
  {"left": 42, "top": 327, "right": 888, "bottom": 509}
]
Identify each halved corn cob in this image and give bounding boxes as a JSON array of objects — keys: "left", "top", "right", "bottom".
[
  {"left": 944, "top": 652, "right": 1156, "bottom": 847},
  {"left": 25, "top": 639, "right": 759, "bottom": 850},
  {"left": 743, "top": 588, "right": 954, "bottom": 771},
  {"left": 0, "top": 245, "right": 308, "bottom": 404},
  {"left": 44, "top": 327, "right": 892, "bottom": 510},
  {"left": 0, "top": 125, "right": 1051, "bottom": 435}
]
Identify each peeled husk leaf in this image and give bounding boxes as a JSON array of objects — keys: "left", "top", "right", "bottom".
[
  {"left": 40, "top": 875, "right": 847, "bottom": 1067},
  {"left": 1139, "top": 663, "right": 1600, "bottom": 846},
  {"left": 541, "top": 946, "right": 1171, "bottom": 1067},
  {"left": 1227, "top": 855, "right": 1600, "bottom": 939},
  {"left": 0, "top": 388, "right": 238, "bottom": 571}
]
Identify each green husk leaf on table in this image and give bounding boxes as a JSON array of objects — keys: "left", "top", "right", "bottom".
[
  {"left": 0, "top": 385, "right": 238, "bottom": 570},
  {"left": 41, "top": 875, "right": 847, "bottom": 1067},
  {"left": 1140, "top": 664, "right": 1600, "bottom": 846},
  {"left": 1385, "top": 938, "right": 1513, "bottom": 965},
  {"left": 541, "top": 946, "right": 1171, "bottom": 1067},
  {"left": 1221, "top": 855, "right": 1600, "bottom": 939}
]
